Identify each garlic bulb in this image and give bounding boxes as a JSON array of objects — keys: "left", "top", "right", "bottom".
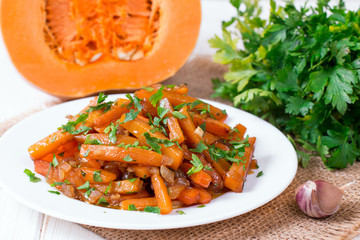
[{"left": 295, "top": 180, "right": 344, "bottom": 218}]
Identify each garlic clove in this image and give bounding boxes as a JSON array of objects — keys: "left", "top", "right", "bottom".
[
  {"left": 315, "top": 180, "right": 343, "bottom": 215},
  {"left": 295, "top": 180, "right": 343, "bottom": 218}
]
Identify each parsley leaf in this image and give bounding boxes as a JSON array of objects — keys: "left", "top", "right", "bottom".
[
  {"left": 52, "top": 154, "right": 59, "bottom": 168},
  {"left": 87, "top": 93, "right": 114, "bottom": 113},
  {"left": 84, "top": 135, "right": 103, "bottom": 145},
  {"left": 83, "top": 149, "right": 90, "bottom": 158},
  {"left": 142, "top": 86, "right": 154, "bottom": 91},
  {"left": 144, "top": 206, "right": 161, "bottom": 214},
  {"left": 157, "top": 106, "right": 169, "bottom": 119},
  {"left": 210, "top": 0, "right": 360, "bottom": 169},
  {"left": 24, "top": 169, "right": 41, "bottom": 183},
  {"left": 143, "top": 132, "right": 162, "bottom": 154},
  {"left": 60, "top": 113, "right": 89, "bottom": 134},
  {"left": 123, "top": 155, "right": 134, "bottom": 162},
  {"left": 119, "top": 109, "right": 140, "bottom": 124},
  {"left": 149, "top": 86, "right": 164, "bottom": 106},
  {"left": 104, "top": 182, "right": 112, "bottom": 195},
  {"left": 172, "top": 111, "right": 187, "bottom": 119},
  {"left": 128, "top": 204, "right": 138, "bottom": 211},
  {"left": 126, "top": 94, "right": 143, "bottom": 111},
  {"left": 256, "top": 171, "right": 264, "bottom": 178},
  {"left": 176, "top": 210, "right": 185, "bottom": 215},
  {"left": 187, "top": 154, "right": 204, "bottom": 176},
  {"left": 93, "top": 170, "right": 102, "bottom": 182},
  {"left": 48, "top": 190, "right": 61, "bottom": 195},
  {"left": 77, "top": 181, "right": 90, "bottom": 190},
  {"left": 97, "top": 197, "right": 109, "bottom": 206},
  {"left": 127, "top": 178, "right": 137, "bottom": 183},
  {"left": 173, "top": 102, "right": 189, "bottom": 110},
  {"left": 189, "top": 141, "right": 208, "bottom": 153}
]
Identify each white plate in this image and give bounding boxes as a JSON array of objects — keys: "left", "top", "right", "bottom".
[{"left": 0, "top": 95, "right": 297, "bottom": 229}]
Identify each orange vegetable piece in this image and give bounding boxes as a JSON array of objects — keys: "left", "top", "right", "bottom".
[
  {"left": 224, "top": 137, "right": 256, "bottom": 192},
  {"left": 80, "top": 145, "right": 170, "bottom": 167},
  {"left": 77, "top": 167, "right": 117, "bottom": 183},
  {"left": 28, "top": 130, "right": 73, "bottom": 160},
  {"left": 192, "top": 114, "right": 231, "bottom": 137},
  {"left": 121, "top": 197, "right": 158, "bottom": 211},
  {"left": 93, "top": 99, "right": 131, "bottom": 128},
  {"left": 114, "top": 178, "right": 143, "bottom": 194},
  {"left": 151, "top": 173, "right": 172, "bottom": 214},
  {"left": 177, "top": 106, "right": 201, "bottom": 147},
  {"left": 177, "top": 187, "right": 200, "bottom": 205},
  {"left": 181, "top": 162, "right": 212, "bottom": 188}
]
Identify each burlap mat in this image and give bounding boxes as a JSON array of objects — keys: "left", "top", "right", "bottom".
[{"left": 2, "top": 56, "right": 360, "bottom": 239}]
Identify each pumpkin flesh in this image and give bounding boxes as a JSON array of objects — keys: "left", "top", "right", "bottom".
[{"left": 1, "top": 0, "right": 201, "bottom": 97}]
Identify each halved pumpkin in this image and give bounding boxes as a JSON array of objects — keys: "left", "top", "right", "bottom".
[{"left": 1, "top": 0, "right": 201, "bottom": 98}]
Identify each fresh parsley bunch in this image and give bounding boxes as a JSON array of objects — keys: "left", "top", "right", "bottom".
[{"left": 210, "top": 0, "right": 360, "bottom": 169}]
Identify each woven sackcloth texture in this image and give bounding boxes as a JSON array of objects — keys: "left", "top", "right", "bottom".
[{"left": 2, "top": 56, "right": 360, "bottom": 240}]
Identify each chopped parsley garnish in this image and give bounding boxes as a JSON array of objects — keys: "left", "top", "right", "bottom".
[
  {"left": 77, "top": 181, "right": 90, "bottom": 190},
  {"left": 24, "top": 169, "right": 41, "bottom": 183},
  {"left": 143, "top": 132, "right": 178, "bottom": 153},
  {"left": 199, "top": 122, "right": 206, "bottom": 132},
  {"left": 172, "top": 111, "right": 187, "bottom": 119},
  {"left": 87, "top": 93, "right": 114, "bottom": 113},
  {"left": 157, "top": 106, "right": 169, "bottom": 119},
  {"left": 97, "top": 92, "right": 107, "bottom": 103},
  {"left": 221, "top": 109, "right": 227, "bottom": 115},
  {"left": 118, "top": 141, "right": 150, "bottom": 150},
  {"left": 93, "top": 170, "right": 103, "bottom": 182},
  {"left": 176, "top": 210, "right": 185, "bottom": 215},
  {"left": 173, "top": 102, "right": 189, "bottom": 110},
  {"left": 104, "top": 122, "right": 118, "bottom": 144},
  {"left": 204, "top": 166, "right": 213, "bottom": 171},
  {"left": 119, "top": 109, "right": 140, "bottom": 124},
  {"left": 144, "top": 206, "right": 161, "bottom": 214},
  {"left": 104, "top": 182, "right": 112, "bottom": 195},
  {"left": 149, "top": 86, "right": 164, "bottom": 106},
  {"left": 125, "top": 94, "right": 143, "bottom": 111},
  {"left": 85, "top": 187, "right": 96, "bottom": 199},
  {"left": 197, "top": 204, "right": 206, "bottom": 208},
  {"left": 83, "top": 149, "right": 90, "bottom": 158},
  {"left": 128, "top": 204, "right": 138, "bottom": 211},
  {"left": 142, "top": 86, "right": 154, "bottom": 91},
  {"left": 187, "top": 154, "right": 204, "bottom": 176},
  {"left": 50, "top": 136, "right": 56, "bottom": 143},
  {"left": 189, "top": 100, "right": 204, "bottom": 110},
  {"left": 207, "top": 138, "right": 248, "bottom": 165},
  {"left": 97, "top": 197, "right": 109, "bottom": 206},
  {"left": 84, "top": 135, "right": 103, "bottom": 145},
  {"left": 123, "top": 155, "right": 134, "bottom": 162},
  {"left": 257, "top": 171, "right": 264, "bottom": 178},
  {"left": 52, "top": 154, "right": 59, "bottom": 167},
  {"left": 189, "top": 141, "right": 208, "bottom": 153},
  {"left": 60, "top": 113, "right": 89, "bottom": 134},
  {"left": 127, "top": 178, "right": 137, "bottom": 183},
  {"left": 48, "top": 190, "right": 61, "bottom": 195},
  {"left": 143, "top": 132, "right": 162, "bottom": 154},
  {"left": 72, "top": 126, "right": 92, "bottom": 135},
  {"left": 50, "top": 180, "right": 70, "bottom": 187}
]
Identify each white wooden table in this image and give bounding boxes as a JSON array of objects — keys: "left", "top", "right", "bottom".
[{"left": 1, "top": 1, "right": 359, "bottom": 239}]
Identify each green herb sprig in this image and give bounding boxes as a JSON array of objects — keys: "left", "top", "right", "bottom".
[{"left": 210, "top": 0, "right": 360, "bottom": 169}]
